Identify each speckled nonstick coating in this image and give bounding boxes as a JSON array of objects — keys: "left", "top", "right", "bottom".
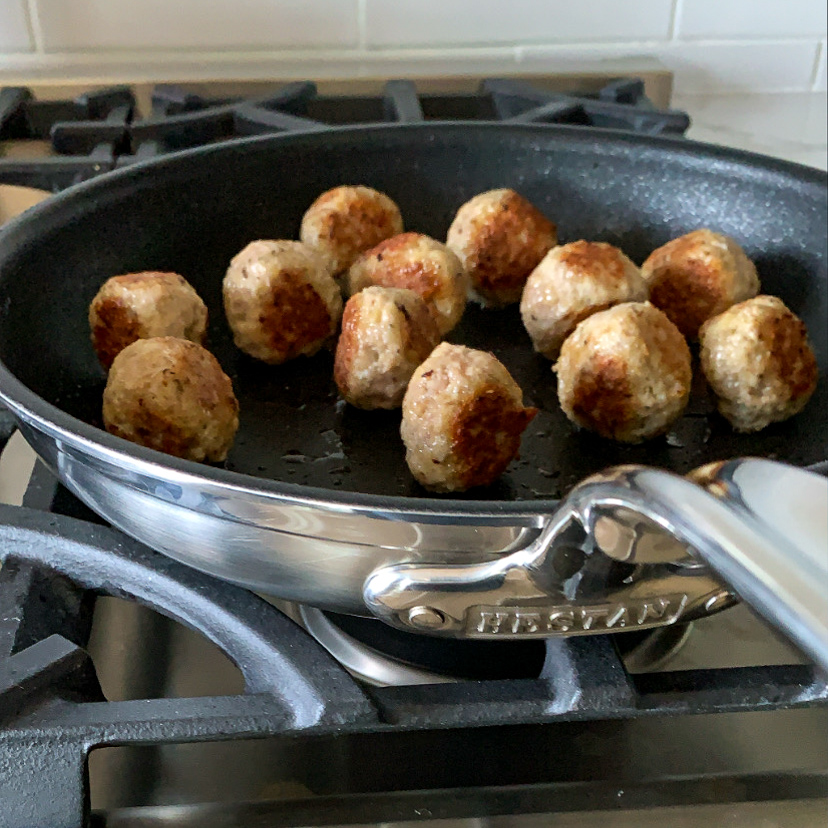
[{"left": 0, "top": 123, "right": 824, "bottom": 508}]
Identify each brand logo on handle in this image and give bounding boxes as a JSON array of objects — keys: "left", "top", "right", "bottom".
[{"left": 465, "top": 594, "right": 688, "bottom": 637}]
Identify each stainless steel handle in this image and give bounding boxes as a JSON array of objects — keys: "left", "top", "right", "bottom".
[
  {"left": 363, "top": 466, "right": 735, "bottom": 640},
  {"left": 677, "top": 459, "right": 827, "bottom": 670},
  {"left": 572, "top": 459, "right": 828, "bottom": 669},
  {"left": 364, "top": 459, "right": 828, "bottom": 667}
]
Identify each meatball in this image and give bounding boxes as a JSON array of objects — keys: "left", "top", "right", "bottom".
[
  {"left": 641, "top": 228, "right": 760, "bottom": 339},
  {"left": 347, "top": 232, "right": 468, "bottom": 335},
  {"left": 446, "top": 188, "right": 557, "bottom": 307},
  {"left": 103, "top": 337, "right": 239, "bottom": 462},
  {"left": 223, "top": 240, "right": 342, "bottom": 365},
  {"left": 299, "top": 185, "right": 404, "bottom": 277},
  {"left": 334, "top": 287, "right": 441, "bottom": 410},
  {"left": 401, "top": 343, "right": 538, "bottom": 492},
  {"left": 89, "top": 271, "right": 208, "bottom": 369},
  {"left": 699, "top": 295, "right": 818, "bottom": 432},
  {"left": 555, "top": 302, "right": 692, "bottom": 443},
  {"left": 521, "top": 241, "right": 647, "bottom": 358}
]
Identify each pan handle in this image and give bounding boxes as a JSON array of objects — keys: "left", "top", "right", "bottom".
[
  {"left": 673, "top": 458, "right": 828, "bottom": 670},
  {"left": 364, "top": 459, "right": 828, "bottom": 669}
]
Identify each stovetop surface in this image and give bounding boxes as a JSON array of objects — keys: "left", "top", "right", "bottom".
[{"left": 0, "top": 77, "right": 825, "bottom": 827}]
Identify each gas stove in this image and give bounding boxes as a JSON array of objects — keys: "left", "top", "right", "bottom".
[{"left": 0, "top": 77, "right": 826, "bottom": 828}]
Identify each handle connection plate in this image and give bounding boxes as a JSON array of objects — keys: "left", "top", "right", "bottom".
[{"left": 365, "top": 466, "right": 735, "bottom": 638}]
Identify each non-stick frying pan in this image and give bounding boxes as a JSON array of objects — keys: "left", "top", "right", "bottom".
[{"left": 0, "top": 124, "right": 825, "bottom": 639}]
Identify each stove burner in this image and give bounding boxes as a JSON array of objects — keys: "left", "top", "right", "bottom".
[{"left": 0, "top": 77, "right": 691, "bottom": 193}]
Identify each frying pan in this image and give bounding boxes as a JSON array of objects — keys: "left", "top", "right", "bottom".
[{"left": 0, "top": 123, "right": 825, "bottom": 641}]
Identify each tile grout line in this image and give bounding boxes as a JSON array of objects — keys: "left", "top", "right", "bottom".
[
  {"left": 811, "top": 38, "right": 826, "bottom": 91},
  {"left": 668, "top": 0, "right": 684, "bottom": 42},
  {"left": 0, "top": 40, "right": 824, "bottom": 60},
  {"left": 0, "top": 37, "right": 824, "bottom": 93},
  {"left": 23, "top": 0, "right": 44, "bottom": 54}
]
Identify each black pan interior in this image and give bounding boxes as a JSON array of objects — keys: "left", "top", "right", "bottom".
[{"left": 0, "top": 124, "right": 825, "bottom": 502}]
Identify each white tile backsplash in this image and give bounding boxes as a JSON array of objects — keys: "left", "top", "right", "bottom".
[
  {"left": 673, "top": 91, "right": 828, "bottom": 169},
  {"left": 0, "top": 0, "right": 32, "bottom": 52},
  {"left": 364, "top": 0, "right": 674, "bottom": 48},
  {"left": 674, "top": 90, "right": 828, "bottom": 148},
  {"left": 677, "top": 0, "right": 827, "bottom": 40},
  {"left": 0, "top": 0, "right": 826, "bottom": 94},
  {"left": 520, "top": 39, "right": 822, "bottom": 94},
  {"left": 36, "top": 0, "right": 359, "bottom": 51},
  {"left": 662, "top": 40, "right": 822, "bottom": 93}
]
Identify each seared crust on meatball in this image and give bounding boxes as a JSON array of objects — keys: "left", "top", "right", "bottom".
[
  {"left": 447, "top": 189, "right": 557, "bottom": 307},
  {"left": 347, "top": 232, "right": 468, "bottom": 335},
  {"left": 555, "top": 302, "right": 692, "bottom": 443},
  {"left": 641, "top": 229, "right": 760, "bottom": 340},
  {"left": 223, "top": 240, "right": 342, "bottom": 365},
  {"left": 103, "top": 337, "right": 239, "bottom": 462},
  {"left": 89, "top": 271, "right": 208, "bottom": 369},
  {"left": 401, "top": 343, "right": 538, "bottom": 492},
  {"left": 334, "top": 287, "right": 441, "bottom": 410},
  {"left": 300, "top": 185, "right": 404, "bottom": 277},
  {"left": 521, "top": 241, "right": 647, "bottom": 358},
  {"left": 699, "top": 295, "right": 818, "bottom": 432}
]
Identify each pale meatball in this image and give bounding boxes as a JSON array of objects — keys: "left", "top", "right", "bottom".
[
  {"left": 641, "top": 228, "right": 760, "bottom": 340},
  {"left": 299, "top": 185, "right": 404, "bottom": 277},
  {"left": 347, "top": 232, "right": 468, "bottom": 335},
  {"left": 334, "top": 287, "right": 441, "bottom": 410},
  {"left": 103, "top": 337, "right": 239, "bottom": 462},
  {"left": 446, "top": 188, "right": 557, "bottom": 307},
  {"left": 89, "top": 271, "right": 208, "bottom": 369},
  {"left": 401, "top": 343, "right": 538, "bottom": 492},
  {"left": 521, "top": 241, "right": 648, "bottom": 358},
  {"left": 223, "top": 240, "right": 342, "bottom": 365},
  {"left": 555, "top": 302, "right": 692, "bottom": 443},
  {"left": 699, "top": 295, "right": 818, "bottom": 432}
]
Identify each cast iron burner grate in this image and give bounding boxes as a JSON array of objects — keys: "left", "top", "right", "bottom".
[{"left": 0, "top": 78, "right": 691, "bottom": 192}]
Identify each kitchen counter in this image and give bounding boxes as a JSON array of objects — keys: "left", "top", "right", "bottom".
[{"left": 674, "top": 90, "right": 828, "bottom": 170}]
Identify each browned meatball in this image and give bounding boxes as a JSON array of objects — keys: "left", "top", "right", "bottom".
[
  {"left": 334, "top": 287, "right": 441, "bottom": 410},
  {"left": 521, "top": 241, "right": 647, "bottom": 358},
  {"left": 700, "top": 295, "right": 818, "bottom": 432},
  {"left": 401, "top": 343, "right": 537, "bottom": 492},
  {"left": 103, "top": 337, "right": 239, "bottom": 462},
  {"left": 299, "top": 185, "right": 404, "bottom": 277},
  {"left": 446, "top": 188, "right": 557, "bottom": 307},
  {"left": 555, "top": 302, "right": 692, "bottom": 443},
  {"left": 223, "top": 240, "right": 342, "bottom": 365},
  {"left": 641, "top": 228, "right": 760, "bottom": 340},
  {"left": 347, "top": 232, "right": 468, "bottom": 335},
  {"left": 89, "top": 271, "right": 208, "bottom": 369}
]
